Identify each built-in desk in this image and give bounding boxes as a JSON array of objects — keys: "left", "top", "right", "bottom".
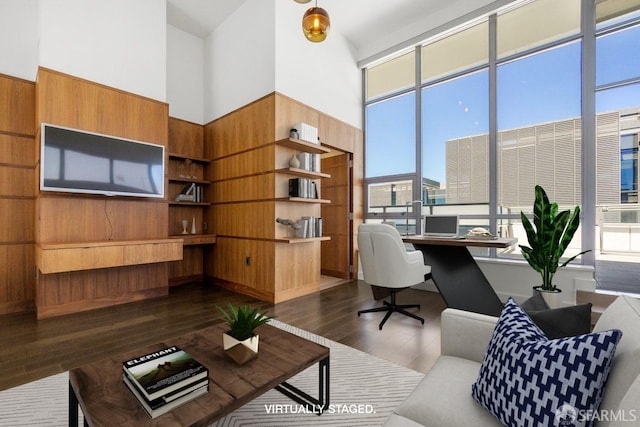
[{"left": 402, "top": 235, "right": 517, "bottom": 316}]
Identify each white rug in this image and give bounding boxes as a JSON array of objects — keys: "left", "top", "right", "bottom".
[{"left": 0, "top": 320, "right": 424, "bottom": 426}]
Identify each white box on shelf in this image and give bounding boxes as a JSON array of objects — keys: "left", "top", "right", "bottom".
[{"left": 292, "top": 123, "right": 319, "bottom": 144}]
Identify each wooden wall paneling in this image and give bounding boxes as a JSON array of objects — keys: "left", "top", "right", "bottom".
[
  {"left": 0, "top": 198, "right": 35, "bottom": 243},
  {"left": 0, "top": 74, "right": 35, "bottom": 136},
  {"left": 35, "top": 264, "right": 168, "bottom": 319},
  {"left": 168, "top": 117, "right": 204, "bottom": 158},
  {"left": 211, "top": 201, "right": 275, "bottom": 239},
  {"left": 36, "top": 68, "right": 168, "bottom": 146},
  {"left": 214, "top": 174, "right": 275, "bottom": 203},
  {"left": 37, "top": 196, "right": 167, "bottom": 243},
  {"left": 274, "top": 93, "right": 320, "bottom": 141},
  {"left": 169, "top": 246, "right": 203, "bottom": 286},
  {"left": 274, "top": 242, "right": 320, "bottom": 303},
  {"left": 205, "top": 94, "right": 276, "bottom": 160},
  {"left": 205, "top": 237, "right": 275, "bottom": 302},
  {"left": 0, "top": 244, "right": 36, "bottom": 313},
  {"left": 0, "top": 75, "right": 36, "bottom": 315},
  {"left": 211, "top": 146, "right": 274, "bottom": 182},
  {"left": 34, "top": 68, "right": 172, "bottom": 317}
]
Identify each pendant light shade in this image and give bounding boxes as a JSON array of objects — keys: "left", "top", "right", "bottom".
[{"left": 302, "top": 6, "right": 330, "bottom": 42}]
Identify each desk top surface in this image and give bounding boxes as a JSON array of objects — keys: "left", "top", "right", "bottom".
[{"left": 403, "top": 235, "right": 518, "bottom": 248}]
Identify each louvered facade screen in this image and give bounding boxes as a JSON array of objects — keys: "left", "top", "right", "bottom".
[{"left": 445, "top": 112, "right": 624, "bottom": 210}]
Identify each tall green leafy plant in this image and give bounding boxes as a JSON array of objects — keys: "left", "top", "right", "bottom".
[
  {"left": 217, "top": 304, "right": 273, "bottom": 341},
  {"left": 519, "top": 185, "right": 590, "bottom": 291}
]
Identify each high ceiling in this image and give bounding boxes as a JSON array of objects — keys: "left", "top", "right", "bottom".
[{"left": 167, "top": 0, "right": 447, "bottom": 53}]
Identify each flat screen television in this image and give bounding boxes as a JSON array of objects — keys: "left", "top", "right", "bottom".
[{"left": 40, "top": 123, "right": 165, "bottom": 198}]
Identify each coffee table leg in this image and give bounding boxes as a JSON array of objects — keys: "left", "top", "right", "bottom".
[
  {"left": 275, "top": 355, "right": 330, "bottom": 415},
  {"left": 69, "top": 381, "right": 78, "bottom": 427}
]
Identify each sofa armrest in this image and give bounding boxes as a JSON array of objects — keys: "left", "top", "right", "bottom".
[{"left": 440, "top": 308, "right": 498, "bottom": 363}]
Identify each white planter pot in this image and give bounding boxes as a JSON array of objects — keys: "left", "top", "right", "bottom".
[
  {"left": 533, "top": 286, "right": 562, "bottom": 309},
  {"left": 222, "top": 333, "right": 259, "bottom": 364}
]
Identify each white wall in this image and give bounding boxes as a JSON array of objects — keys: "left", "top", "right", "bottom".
[
  {"left": 0, "top": 0, "right": 38, "bottom": 80},
  {"left": 274, "top": 2, "right": 362, "bottom": 130},
  {"left": 38, "top": 0, "right": 167, "bottom": 102},
  {"left": 204, "top": 0, "right": 276, "bottom": 123},
  {"left": 167, "top": 25, "right": 204, "bottom": 124}
]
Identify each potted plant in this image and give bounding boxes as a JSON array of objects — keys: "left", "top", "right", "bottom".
[
  {"left": 217, "top": 304, "right": 273, "bottom": 364},
  {"left": 519, "top": 185, "right": 590, "bottom": 307}
]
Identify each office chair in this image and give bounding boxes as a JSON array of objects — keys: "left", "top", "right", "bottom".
[{"left": 357, "top": 223, "right": 432, "bottom": 330}]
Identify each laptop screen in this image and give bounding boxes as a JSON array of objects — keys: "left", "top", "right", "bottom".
[{"left": 423, "top": 215, "right": 459, "bottom": 236}]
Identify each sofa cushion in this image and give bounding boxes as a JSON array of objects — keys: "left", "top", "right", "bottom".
[
  {"left": 521, "top": 293, "right": 593, "bottom": 339},
  {"left": 472, "top": 298, "right": 622, "bottom": 427},
  {"left": 386, "top": 356, "right": 501, "bottom": 427},
  {"left": 593, "top": 295, "right": 640, "bottom": 422}
]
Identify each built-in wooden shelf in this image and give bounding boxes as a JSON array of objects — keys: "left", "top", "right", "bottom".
[
  {"left": 275, "top": 137, "right": 331, "bottom": 154},
  {"left": 168, "top": 177, "right": 211, "bottom": 185},
  {"left": 276, "top": 167, "right": 331, "bottom": 179},
  {"left": 277, "top": 197, "right": 331, "bottom": 204},
  {"left": 36, "top": 238, "right": 183, "bottom": 274},
  {"left": 167, "top": 153, "right": 211, "bottom": 164},
  {"left": 169, "top": 201, "right": 212, "bottom": 206},
  {"left": 275, "top": 236, "right": 331, "bottom": 243},
  {"left": 170, "top": 234, "right": 217, "bottom": 246}
]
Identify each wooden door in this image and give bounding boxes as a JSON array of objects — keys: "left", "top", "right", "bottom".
[{"left": 321, "top": 152, "right": 352, "bottom": 278}]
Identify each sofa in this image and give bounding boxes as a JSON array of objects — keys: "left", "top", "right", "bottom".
[{"left": 385, "top": 295, "right": 640, "bottom": 427}]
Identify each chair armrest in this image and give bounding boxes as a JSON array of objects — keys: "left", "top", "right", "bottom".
[
  {"left": 406, "top": 249, "right": 423, "bottom": 263},
  {"left": 440, "top": 308, "right": 498, "bottom": 363}
]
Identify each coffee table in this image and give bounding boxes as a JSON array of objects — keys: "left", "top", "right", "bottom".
[{"left": 68, "top": 323, "right": 330, "bottom": 426}]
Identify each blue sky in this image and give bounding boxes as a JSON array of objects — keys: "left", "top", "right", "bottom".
[{"left": 366, "top": 26, "right": 640, "bottom": 183}]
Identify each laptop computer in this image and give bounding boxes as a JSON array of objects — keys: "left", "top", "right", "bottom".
[{"left": 423, "top": 215, "right": 459, "bottom": 237}]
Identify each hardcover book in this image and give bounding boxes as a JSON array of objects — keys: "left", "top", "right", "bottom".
[
  {"left": 123, "top": 346, "right": 208, "bottom": 401},
  {"left": 123, "top": 373, "right": 208, "bottom": 419}
]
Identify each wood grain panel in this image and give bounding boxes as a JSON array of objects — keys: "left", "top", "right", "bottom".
[
  {"left": 36, "top": 264, "right": 168, "bottom": 319},
  {"left": 213, "top": 173, "right": 275, "bottom": 203},
  {"left": 168, "top": 117, "right": 204, "bottom": 158},
  {"left": 206, "top": 237, "right": 275, "bottom": 300},
  {"left": 210, "top": 202, "right": 275, "bottom": 239},
  {"left": 0, "top": 244, "right": 35, "bottom": 303},
  {"left": 319, "top": 113, "right": 357, "bottom": 153},
  {"left": 0, "top": 166, "right": 35, "bottom": 197},
  {"left": 274, "top": 241, "right": 320, "bottom": 302},
  {"left": 168, "top": 205, "right": 206, "bottom": 236},
  {"left": 211, "top": 146, "right": 274, "bottom": 182},
  {"left": 0, "top": 199, "right": 34, "bottom": 243},
  {"left": 274, "top": 93, "right": 320, "bottom": 141},
  {"left": 36, "top": 68, "right": 168, "bottom": 146},
  {"left": 0, "top": 74, "right": 35, "bottom": 136},
  {"left": 169, "top": 246, "right": 203, "bottom": 281},
  {"left": 37, "top": 196, "right": 167, "bottom": 243},
  {"left": 205, "top": 94, "right": 275, "bottom": 160},
  {"left": 0, "top": 134, "right": 36, "bottom": 165}
]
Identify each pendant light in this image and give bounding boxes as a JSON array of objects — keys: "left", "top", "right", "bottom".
[{"left": 302, "top": 0, "right": 330, "bottom": 43}]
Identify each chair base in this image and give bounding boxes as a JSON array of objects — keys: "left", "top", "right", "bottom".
[{"left": 358, "top": 291, "right": 424, "bottom": 330}]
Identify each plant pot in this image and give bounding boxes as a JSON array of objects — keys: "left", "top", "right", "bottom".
[
  {"left": 533, "top": 286, "right": 562, "bottom": 309},
  {"left": 222, "top": 332, "right": 259, "bottom": 365}
]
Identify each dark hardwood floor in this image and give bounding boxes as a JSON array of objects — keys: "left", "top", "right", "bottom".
[{"left": 0, "top": 280, "right": 447, "bottom": 391}]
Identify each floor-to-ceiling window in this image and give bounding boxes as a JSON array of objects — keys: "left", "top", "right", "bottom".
[{"left": 363, "top": 0, "right": 640, "bottom": 292}]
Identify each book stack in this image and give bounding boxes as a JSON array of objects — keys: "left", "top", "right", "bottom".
[
  {"left": 122, "top": 346, "right": 209, "bottom": 419},
  {"left": 289, "top": 178, "right": 318, "bottom": 199},
  {"left": 175, "top": 183, "right": 204, "bottom": 202},
  {"left": 296, "top": 152, "right": 321, "bottom": 172},
  {"left": 292, "top": 122, "right": 319, "bottom": 144},
  {"left": 299, "top": 216, "right": 323, "bottom": 238}
]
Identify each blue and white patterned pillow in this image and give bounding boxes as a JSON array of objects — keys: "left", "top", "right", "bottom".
[{"left": 471, "top": 298, "right": 622, "bottom": 427}]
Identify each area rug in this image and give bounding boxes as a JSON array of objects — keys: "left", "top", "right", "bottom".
[{"left": 0, "top": 320, "right": 424, "bottom": 426}]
